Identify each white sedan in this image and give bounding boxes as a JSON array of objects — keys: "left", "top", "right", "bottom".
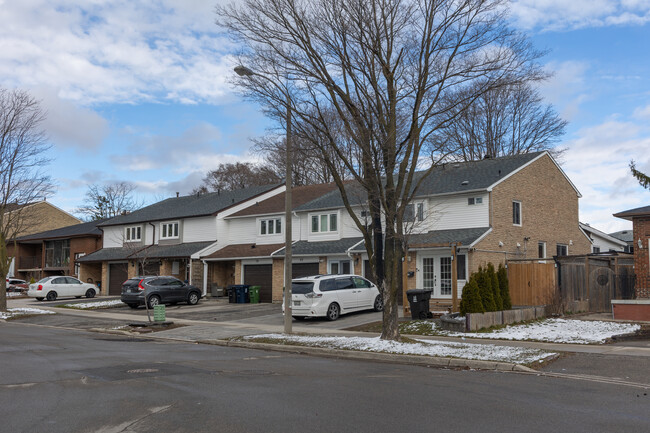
[{"left": 27, "top": 276, "right": 98, "bottom": 301}]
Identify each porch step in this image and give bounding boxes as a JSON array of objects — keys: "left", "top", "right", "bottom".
[{"left": 403, "top": 299, "right": 454, "bottom": 317}]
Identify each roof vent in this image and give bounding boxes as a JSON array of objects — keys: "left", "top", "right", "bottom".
[{"left": 461, "top": 180, "right": 469, "bottom": 186}]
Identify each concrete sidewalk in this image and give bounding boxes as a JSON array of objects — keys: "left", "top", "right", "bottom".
[{"left": 8, "top": 296, "right": 650, "bottom": 360}]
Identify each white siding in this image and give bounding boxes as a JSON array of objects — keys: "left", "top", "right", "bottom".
[
  {"left": 183, "top": 217, "right": 217, "bottom": 243},
  {"left": 103, "top": 226, "right": 124, "bottom": 248},
  {"left": 225, "top": 217, "right": 258, "bottom": 244},
  {"left": 424, "top": 193, "right": 490, "bottom": 231}
]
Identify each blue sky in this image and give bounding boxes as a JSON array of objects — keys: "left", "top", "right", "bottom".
[{"left": 0, "top": 0, "right": 649, "bottom": 233}]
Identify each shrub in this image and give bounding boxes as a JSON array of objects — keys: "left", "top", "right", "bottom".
[
  {"left": 488, "top": 263, "right": 503, "bottom": 310},
  {"left": 460, "top": 275, "right": 484, "bottom": 315},
  {"left": 29, "top": 277, "right": 35, "bottom": 284},
  {"left": 477, "top": 266, "right": 497, "bottom": 311},
  {"left": 498, "top": 264, "right": 512, "bottom": 310}
]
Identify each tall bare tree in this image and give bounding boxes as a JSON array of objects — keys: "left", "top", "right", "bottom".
[
  {"left": 77, "top": 182, "right": 142, "bottom": 221},
  {"left": 0, "top": 88, "right": 53, "bottom": 311},
  {"left": 435, "top": 82, "right": 567, "bottom": 161},
  {"left": 194, "top": 162, "right": 281, "bottom": 193},
  {"left": 218, "top": 0, "right": 545, "bottom": 340}
]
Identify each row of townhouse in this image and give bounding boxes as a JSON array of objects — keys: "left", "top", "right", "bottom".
[{"left": 75, "top": 151, "right": 591, "bottom": 306}]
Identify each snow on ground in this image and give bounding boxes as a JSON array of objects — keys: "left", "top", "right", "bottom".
[
  {"left": 243, "top": 334, "right": 556, "bottom": 364},
  {"left": 62, "top": 299, "right": 125, "bottom": 309},
  {"left": 0, "top": 308, "right": 55, "bottom": 320},
  {"left": 404, "top": 318, "right": 640, "bottom": 344}
]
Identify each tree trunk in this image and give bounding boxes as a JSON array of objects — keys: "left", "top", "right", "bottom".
[{"left": 380, "top": 225, "right": 400, "bottom": 340}]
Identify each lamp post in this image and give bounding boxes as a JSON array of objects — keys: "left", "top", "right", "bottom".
[{"left": 234, "top": 65, "right": 293, "bottom": 334}]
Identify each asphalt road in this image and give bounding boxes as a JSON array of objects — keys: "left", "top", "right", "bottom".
[{"left": 1, "top": 323, "right": 649, "bottom": 433}]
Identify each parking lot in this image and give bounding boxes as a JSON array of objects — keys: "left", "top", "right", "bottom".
[{"left": 10, "top": 295, "right": 386, "bottom": 331}]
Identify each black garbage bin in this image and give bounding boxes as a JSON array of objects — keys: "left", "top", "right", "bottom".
[
  {"left": 406, "top": 289, "right": 433, "bottom": 320},
  {"left": 227, "top": 285, "right": 237, "bottom": 303}
]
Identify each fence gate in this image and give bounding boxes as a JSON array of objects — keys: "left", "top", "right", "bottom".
[{"left": 506, "top": 260, "right": 557, "bottom": 306}]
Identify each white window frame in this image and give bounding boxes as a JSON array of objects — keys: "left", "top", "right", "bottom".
[
  {"left": 513, "top": 200, "right": 522, "bottom": 226},
  {"left": 468, "top": 197, "right": 483, "bottom": 206},
  {"left": 160, "top": 221, "right": 180, "bottom": 240},
  {"left": 329, "top": 259, "right": 352, "bottom": 275},
  {"left": 125, "top": 226, "right": 142, "bottom": 242},
  {"left": 538, "top": 241, "right": 546, "bottom": 259},
  {"left": 310, "top": 212, "right": 339, "bottom": 233},
  {"left": 404, "top": 201, "right": 425, "bottom": 223},
  {"left": 259, "top": 217, "right": 282, "bottom": 236}
]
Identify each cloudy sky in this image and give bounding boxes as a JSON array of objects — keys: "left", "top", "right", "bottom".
[{"left": 0, "top": 0, "right": 648, "bottom": 232}]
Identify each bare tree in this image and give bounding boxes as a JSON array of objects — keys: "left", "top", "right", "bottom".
[
  {"left": 77, "top": 182, "right": 142, "bottom": 221},
  {"left": 0, "top": 88, "right": 53, "bottom": 311},
  {"left": 630, "top": 160, "right": 650, "bottom": 189},
  {"left": 218, "top": 0, "right": 545, "bottom": 340},
  {"left": 435, "top": 83, "right": 567, "bottom": 161},
  {"left": 194, "top": 162, "right": 281, "bottom": 193}
]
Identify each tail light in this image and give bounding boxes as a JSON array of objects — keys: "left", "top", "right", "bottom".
[
  {"left": 138, "top": 279, "right": 145, "bottom": 291},
  {"left": 304, "top": 292, "right": 322, "bottom": 298},
  {"left": 37, "top": 285, "right": 43, "bottom": 291}
]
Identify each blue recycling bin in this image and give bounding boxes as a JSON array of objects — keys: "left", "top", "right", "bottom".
[{"left": 228, "top": 285, "right": 250, "bottom": 304}]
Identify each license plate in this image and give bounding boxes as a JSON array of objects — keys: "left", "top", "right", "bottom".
[{"left": 293, "top": 301, "right": 301, "bottom": 306}]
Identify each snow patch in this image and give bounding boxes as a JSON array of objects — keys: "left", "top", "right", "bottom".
[
  {"left": 0, "top": 308, "right": 56, "bottom": 320},
  {"left": 62, "top": 300, "right": 125, "bottom": 309},
  {"left": 243, "top": 334, "right": 555, "bottom": 364}
]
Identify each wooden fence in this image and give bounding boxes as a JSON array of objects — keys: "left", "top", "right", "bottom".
[
  {"left": 506, "top": 254, "right": 635, "bottom": 313},
  {"left": 507, "top": 259, "right": 557, "bottom": 306}
]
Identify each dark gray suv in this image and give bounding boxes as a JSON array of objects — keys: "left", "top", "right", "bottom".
[{"left": 121, "top": 276, "right": 202, "bottom": 309}]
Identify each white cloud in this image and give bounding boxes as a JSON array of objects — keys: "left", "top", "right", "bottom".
[
  {"left": 31, "top": 86, "right": 109, "bottom": 150},
  {"left": 559, "top": 119, "right": 650, "bottom": 232},
  {"left": 0, "top": 1, "right": 238, "bottom": 105},
  {"left": 539, "top": 61, "right": 590, "bottom": 121},
  {"left": 511, "top": 0, "right": 650, "bottom": 31},
  {"left": 633, "top": 104, "right": 650, "bottom": 119}
]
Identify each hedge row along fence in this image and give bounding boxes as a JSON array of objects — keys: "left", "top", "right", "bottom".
[{"left": 460, "top": 263, "right": 512, "bottom": 315}]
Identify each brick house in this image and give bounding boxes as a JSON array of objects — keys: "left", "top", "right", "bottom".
[
  {"left": 614, "top": 206, "right": 650, "bottom": 298},
  {"left": 11, "top": 219, "right": 104, "bottom": 282},
  {"left": 77, "top": 185, "right": 284, "bottom": 296},
  {"left": 203, "top": 151, "right": 591, "bottom": 306},
  {"left": 5, "top": 200, "right": 82, "bottom": 278}
]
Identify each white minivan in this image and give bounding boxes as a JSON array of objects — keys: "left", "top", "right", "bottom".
[{"left": 287, "top": 274, "right": 383, "bottom": 321}]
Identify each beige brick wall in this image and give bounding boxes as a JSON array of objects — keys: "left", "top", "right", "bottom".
[
  {"left": 78, "top": 263, "right": 102, "bottom": 287},
  {"left": 101, "top": 262, "right": 109, "bottom": 296},
  {"left": 234, "top": 260, "right": 242, "bottom": 284},
  {"left": 272, "top": 258, "right": 284, "bottom": 302},
  {"left": 318, "top": 257, "right": 327, "bottom": 274},
  {"left": 191, "top": 260, "right": 204, "bottom": 288},
  {"left": 13, "top": 202, "right": 81, "bottom": 238},
  {"left": 633, "top": 217, "right": 650, "bottom": 298},
  {"left": 473, "top": 154, "right": 590, "bottom": 275}
]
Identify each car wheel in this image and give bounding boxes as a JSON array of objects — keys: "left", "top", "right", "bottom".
[
  {"left": 373, "top": 295, "right": 383, "bottom": 312},
  {"left": 147, "top": 295, "right": 161, "bottom": 309},
  {"left": 187, "top": 292, "right": 199, "bottom": 305},
  {"left": 326, "top": 303, "right": 340, "bottom": 321},
  {"left": 85, "top": 289, "right": 96, "bottom": 299},
  {"left": 36, "top": 297, "right": 44, "bottom": 301},
  {"left": 127, "top": 303, "right": 139, "bottom": 309},
  {"left": 46, "top": 291, "right": 57, "bottom": 301}
]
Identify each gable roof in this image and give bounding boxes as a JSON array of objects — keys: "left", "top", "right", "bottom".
[
  {"left": 609, "top": 230, "right": 633, "bottom": 243},
  {"left": 294, "top": 152, "right": 567, "bottom": 212},
  {"left": 16, "top": 219, "right": 106, "bottom": 241},
  {"left": 99, "top": 184, "right": 282, "bottom": 227},
  {"left": 614, "top": 205, "right": 650, "bottom": 221},
  {"left": 579, "top": 222, "right": 627, "bottom": 247},
  {"left": 227, "top": 183, "right": 340, "bottom": 218}
]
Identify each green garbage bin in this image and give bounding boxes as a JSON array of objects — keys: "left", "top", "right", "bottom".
[{"left": 249, "top": 285, "right": 261, "bottom": 304}]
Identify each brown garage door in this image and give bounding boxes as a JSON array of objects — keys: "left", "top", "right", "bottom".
[
  {"left": 292, "top": 262, "right": 319, "bottom": 279},
  {"left": 108, "top": 263, "right": 128, "bottom": 296},
  {"left": 243, "top": 264, "right": 273, "bottom": 303}
]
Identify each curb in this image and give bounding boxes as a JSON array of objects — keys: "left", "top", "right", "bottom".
[{"left": 88, "top": 327, "right": 535, "bottom": 371}]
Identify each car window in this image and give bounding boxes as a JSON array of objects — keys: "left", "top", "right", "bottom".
[
  {"left": 353, "top": 277, "right": 371, "bottom": 288},
  {"left": 52, "top": 277, "right": 67, "bottom": 284},
  {"left": 318, "top": 279, "right": 336, "bottom": 292},
  {"left": 166, "top": 279, "right": 184, "bottom": 287},
  {"left": 292, "top": 282, "right": 314, "bottom": 294},
  {"left": 38, "top": 277, "right": 53, "bottom": 283},
  {"left": 335, "top": 277, "right": 354, "bottom": 290},
  {"left": 65, "top": 277, "right": 82, "bottom": 284}
]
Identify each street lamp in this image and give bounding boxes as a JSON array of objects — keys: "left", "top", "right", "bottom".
[{"left": 234, "top": 65, "right": 293, "bottom": 334}]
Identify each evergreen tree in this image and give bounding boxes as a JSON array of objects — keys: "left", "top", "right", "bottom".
[
  {"left": 488, "top": 263, "right": 503, "bottom": 310},
  {"left": 477, "top": 266, "right": 497, "bottom": 311},
  {"left": 460, "top": 274, "right": 484, "bottom": 315},
  {"left": 498, "top": 264, "right": 512, "bottom": 310}
]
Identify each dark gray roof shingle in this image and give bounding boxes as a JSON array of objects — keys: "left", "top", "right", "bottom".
[
  {"left": 17, "top": 219, "right": 107, "bottom": 241},
  {"left": 406, "top": 227, "right": 491, "bottom": 247},
  {"left": 100, "top": 184, "right": 281, "bottom": 227},
  {"left": 273, "top": 238, "right": 364, "bottom": 257},
  {"left": 129, "top": 242, "right": 214, "bottom": 259},
  {"left": 295, "top": 152, "right": 544, "bottom": 212},
  {"left": 77, "top": 247, "right": 136, "bottom": 263}
]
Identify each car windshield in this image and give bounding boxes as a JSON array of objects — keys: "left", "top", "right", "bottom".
[
  {"left": 292, "top": 281, "right": 314, "bottom": 294},
  {"left": 37, "top": 277, "right": 53, "bottom": 283}
]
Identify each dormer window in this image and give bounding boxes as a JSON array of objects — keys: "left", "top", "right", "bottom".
[
  {"left": 404, "top": 202, "right": 424, "bottom": 222},
  {"left": 125, "top": 226, "right": 141, "bottom": 242},
  {"left": 311, "top": 213, "right": 338, "bottom": 233},
  {"left": 161, "top": 222, "right": 179, "bottom": 239},
  {"left": 260, "top": 218, "right": 282, "bottom": 235}
]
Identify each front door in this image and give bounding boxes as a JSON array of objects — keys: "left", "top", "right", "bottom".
[{"left": 421, "top": 255, "right": 453, "bottom": 298}]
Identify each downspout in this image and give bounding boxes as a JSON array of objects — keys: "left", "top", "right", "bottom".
[{"left": 202, "top": 259, "right": 208, "bottom": 297}]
